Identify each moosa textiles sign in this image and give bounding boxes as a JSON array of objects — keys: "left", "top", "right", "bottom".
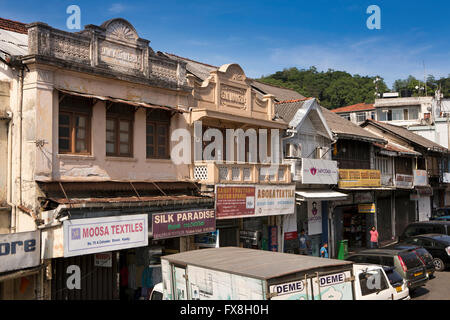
[{"left": 302, "top": 158, "right": 338, "bottom": 184}]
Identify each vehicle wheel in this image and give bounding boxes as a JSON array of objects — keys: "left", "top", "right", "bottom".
[{"left": 432, "top": 258, "right": 445, "bottom": 271}]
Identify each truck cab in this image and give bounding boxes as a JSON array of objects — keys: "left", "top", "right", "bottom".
[{"left": 352, "top": 264, "right": 410, "bottom": 300}]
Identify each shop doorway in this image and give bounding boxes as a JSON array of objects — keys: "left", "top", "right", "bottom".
[{"left": 338, "top": 205, "right": 374, "bottom": 250}]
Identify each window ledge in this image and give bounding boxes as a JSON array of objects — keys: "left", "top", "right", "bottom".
[
  {"left": 105, "top": 156, "right": 138, "bottom": 162},
  {"left": 58, "top": 154, "right": 96, "bottom": 160},
  {"left": 145, "top": 158, "right": 172, "bottom": 163}
]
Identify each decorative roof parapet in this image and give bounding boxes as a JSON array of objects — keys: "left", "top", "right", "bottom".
[{"left": 25, "top": 18, "right": 189, "bottom": 91}]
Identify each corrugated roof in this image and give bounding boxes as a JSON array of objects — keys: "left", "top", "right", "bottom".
[
  {"left": 331, "top": 103, "right": 375, "bottom": 113},
  {"left": 274, "top": 98, "right": 312, "bottom": 123},
  {"left": 0, "top": 27, "right": 28, "bottom": 56},
  {"left": 162, "top": 247, "right": 353, "bottom": 280},
  {"left": 363, "top": 119, "right": 448, "bottom": 152},
  {"left": 374, "top": 142, "right": 421, "bottom": 156},
  {"left": 321, "top": 106, "right": 385, "bottom": 143}
]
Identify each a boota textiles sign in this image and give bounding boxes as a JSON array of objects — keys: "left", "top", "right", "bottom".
[
  {"left": 0, "top": 231, "right": 41, "bottom": 273},
  {"left": 63, "top": 214, "right": 148, "bottom": 257},
  {"left": 215, "top": 184, "right": 295, "bottom": 219},
  {"left": 302, "top": 158, "right": 338, "bottom": 184},
  {"left": 395, "top": 174, "right": 414, "bottom": 189},
  {"left": 338, "top": 169, "right": 381, "bottom": 188},
  {"left": 152, "top": 209, "right": 216, "bottom": 240}
]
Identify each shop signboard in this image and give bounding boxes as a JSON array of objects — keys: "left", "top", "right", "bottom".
[
  {"left": 152, "top": 209, "right": 216, "bottom": 240},
  {"left": 413, "top": 170, "right": 428, "bottom": 186},
  {"left": 215, "top": 184, "right": 295, "bottom": 219},
  {"left": 395, "top": 174, "right": 414, "bottom": 189},
  {"left": 358, "top": 203, "right": 376, "bottom": 214},
  {"left": 63, "top": 214, "right": 148, "bottom": 257},
  {"left": 338, "top": 169, "right": 381, "bottom": 188},
  {"left": 215, "top": 185, "right": 256, "bottom": 219},
  {"left": 94, "top": 252, "right": 112, "bottom": 267},
  {"left": 307, "top": 201, "right": 322, "bottom": 236},
  {"left": 254, "top": 185, "right": 296, "bottom": 217},
  {"left": 0, "top": 230, "right": 40, "bottom": 273},
  {"left": 301, "top": 158, "right": 339, "bottom": 185}
]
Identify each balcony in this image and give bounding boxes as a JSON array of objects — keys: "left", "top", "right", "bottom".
[
  {"left": 283, "top": 158, "right": 339, "bottom": 184},
  {"left": 191, "top": 161, "right": 291, "bottom": 185}
]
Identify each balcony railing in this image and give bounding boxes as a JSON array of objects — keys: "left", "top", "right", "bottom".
[{"left": 191, "top": 161, "right": 291, "bottom": 185}]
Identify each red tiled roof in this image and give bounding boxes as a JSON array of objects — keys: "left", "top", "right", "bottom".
[
  {"left": 331, "top": 103, "right": 375, "bottom": 113},
  {"left": 275, "top": 97, "right": 312, "bottom": 105},
  {"left": 0, "top": 17, "right": 28, "bottom": 34}
]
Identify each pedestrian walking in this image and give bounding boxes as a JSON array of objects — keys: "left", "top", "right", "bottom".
[
  {"left": 370, "top": 226, "right": 379, "bottom": 249},
  {"left": 298, "top": 230, "right": 310, "bottom": 255},
  {"left": 320, "top": 242, "right": 329, "bottom": 258}
]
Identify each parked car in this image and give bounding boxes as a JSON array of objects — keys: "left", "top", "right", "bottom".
[
  {"left": 382, "top": 266, "right": 410, "bottom": 300},
  {"left": 346, "top": 248, "right": 428, "bottom": 292},
  {"left": 401, "top": 234, "right": 450, "bottom": 271},
  {"left": 399, "top": 221, "right": 450, "bottom": 241},
  {"left": 386, "top": 244, "right": 435, "bottom": 278},
  {"left": 430, "top": 208, "right": 450, "bottom": 221}
]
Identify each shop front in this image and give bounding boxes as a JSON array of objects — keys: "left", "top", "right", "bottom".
[
  {"left": 215, "top": 184, "right": 296, "bottom": 252},
  {"left": 0, "top": 230, "right": 42, "bottom": 300}
]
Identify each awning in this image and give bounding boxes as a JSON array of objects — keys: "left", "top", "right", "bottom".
[
  {"left": 295, "top": 190, "right": 348, "bottom": 201},
  {"left": 0, "top": 266, "right": 43, "bottom": 282},
  {"left": 57, "top": 88, "right": 188, "bottom": 113}
]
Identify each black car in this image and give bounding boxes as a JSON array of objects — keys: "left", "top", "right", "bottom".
[
  {"left": 402, "top": 234, "right": 450, "bottom": 271},
  {"left": 399, "top": 221, "right": 450, "bottom": 241},
  {"left": 346, "top": 248, "right": 428, "bottom": 291},
  {"left": 386, "top": 244, "right": 435, "bottom": 278}
]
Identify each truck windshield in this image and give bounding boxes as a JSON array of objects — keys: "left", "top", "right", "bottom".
[{"left": 384, "top": 269, "right": 403, "bottom": 287}]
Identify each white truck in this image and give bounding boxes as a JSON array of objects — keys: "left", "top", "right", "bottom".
[{"left": 150, "top": 247, "right": 410, "bottom": 300}]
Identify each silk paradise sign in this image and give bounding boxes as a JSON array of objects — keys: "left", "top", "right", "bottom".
[
  {"left": 63, "top": 214, "right": 148, "bottom": 257},
  {"left": 152, "top": 209, "right": 216, "bottom": 240}
]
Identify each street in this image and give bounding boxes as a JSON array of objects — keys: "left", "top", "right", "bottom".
[{"left": 411, "top": 271, "right": 450, "bottom": 300}]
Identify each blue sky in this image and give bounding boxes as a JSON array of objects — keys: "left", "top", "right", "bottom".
[{"left": 2, "top": 0, "right": 450, "bottom": 87}]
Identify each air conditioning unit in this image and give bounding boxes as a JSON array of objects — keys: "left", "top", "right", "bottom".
[{"left": 286, "top": 143, "right": 301, "bottom": 158}]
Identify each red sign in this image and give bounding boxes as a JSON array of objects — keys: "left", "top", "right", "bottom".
[
  {"left": 215, "top": 186, "right": 256, "bottom": 219},
  {"left": 284, "top": 231, "right": 298, "bottom": 241}
]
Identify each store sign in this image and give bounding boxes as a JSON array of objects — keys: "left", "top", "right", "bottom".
[
  {"left": 0, "top": 231, "right": 40, "bottom": 273},
  {"left": 302, "top": 158, "right": 338, "bottom": 184},
  {"left": 307, "top": 201, "right": 322, "bottom": 236},
  {"left": 215, "top": 185, "right": 256, "bottom": 219},
  {"left": 354, "top": 192, "right": 373, "bottom": 204},
  {"left": 215, "top": 184, "right": 295, "bottom": 219},
  {"left": 443, "top": 172, "right": 450, "bottom": 184},
  {"left": 152, "top": 209, "right": 216, "bottom": 240},
  {"left": 338, "top": 169, "right": 381, "bottom": 188},
  {"left": 413, "top": 170, "right": 428, "bottom": 186},
  {"left": 358, "top": 203, "right": 376, "bottom": 214},
  {"left": 395, "top": 174, "right": 414, "bottom": 189},
  {"left": 94, "top": 252, "right": 112, "bottom": 267},
  {"left": 63, "top": 214, "right": 148, "bottom": 257},
  {"left": 255, "top": 185, "right": 296, "bottom": 217}
]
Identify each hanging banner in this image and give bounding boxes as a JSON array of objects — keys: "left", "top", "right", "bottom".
[
  {"left": 283, "top": 213, "right": 298, "bottom": 241},
  {"left": 301, "top": 158, "right": 339, "bottom": 184},
  {"left": 395, "top": 174, "right": 414, "bottom": 189},
  {"left": 413, "top": 170, "right": 428, "bottom": 186},
  {"left": 338, "top": 169, "right": 381, "bottom": 188},
  {"left": 152, "top": 209, "right": 216, "bottom": 240},
  {"left": 255, "top": 185, "right": 296, "bottom": 217},
  {"left": 307, "top": 201, "right": 322, "bottom": 236},
  {"left": 215, "top": 185, "right": 256, "bottom": 219}
]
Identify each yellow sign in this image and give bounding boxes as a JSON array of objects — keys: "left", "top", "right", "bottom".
[
  {"left": 338, "top": 169, "right": 381, "bottom": 188},
  {"left": 358, "top": 203, "right": 376, "bottom": 213}
]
